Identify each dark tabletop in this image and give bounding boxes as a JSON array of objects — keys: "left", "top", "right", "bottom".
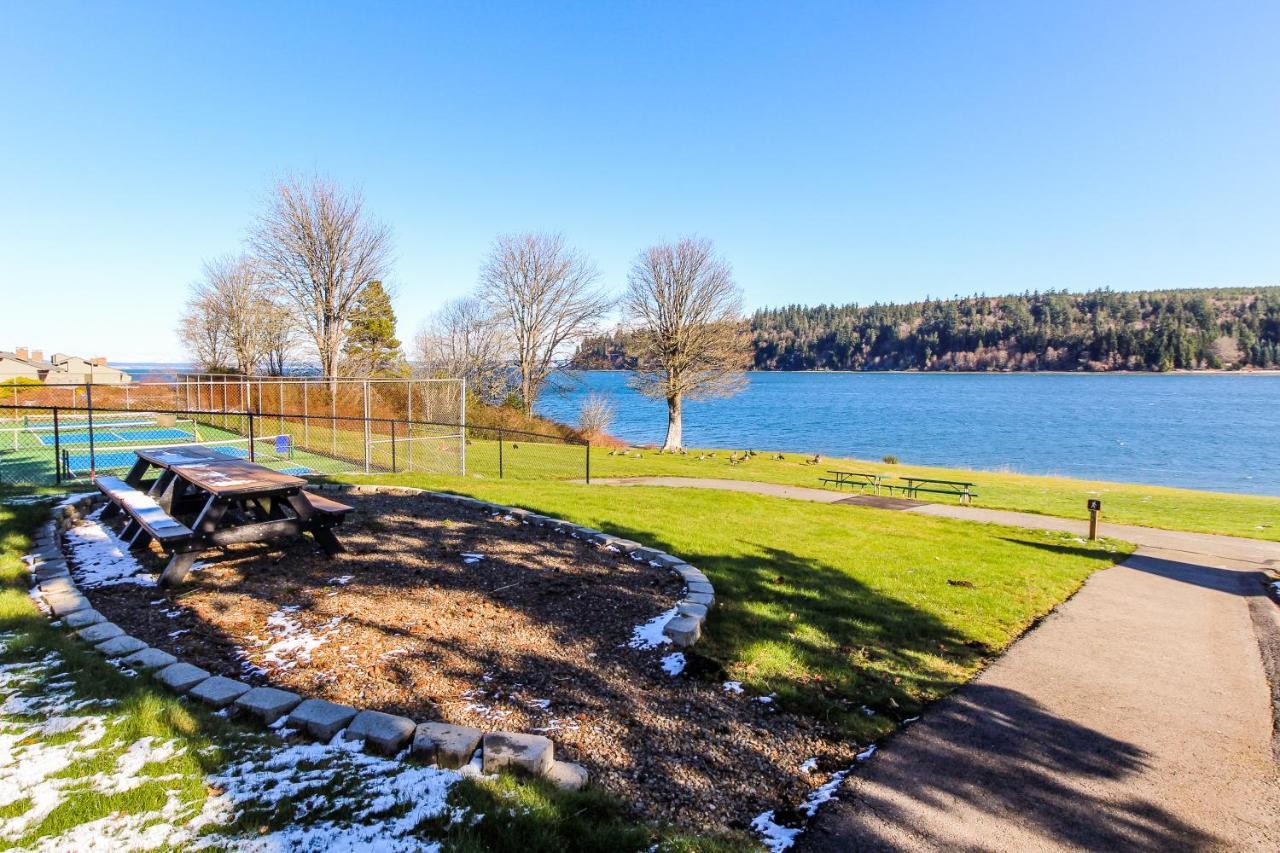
[{"left": 136, "top": 445, "right": 306, "bottom": 497}]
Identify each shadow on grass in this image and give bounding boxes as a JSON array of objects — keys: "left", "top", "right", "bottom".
[
  {"left": 1000, "top": 535, "right": 1265, "bottom": 597},
  {"left": 797, "top": 683, "right": 1218, "bottom": 852}
]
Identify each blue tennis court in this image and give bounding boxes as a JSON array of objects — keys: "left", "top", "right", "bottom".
[
  {"left": 60, "top": 435, "right": 300, "bottom": 479},
  {"left": 40, "top": 426, "right": 197, "bottom": 447}
]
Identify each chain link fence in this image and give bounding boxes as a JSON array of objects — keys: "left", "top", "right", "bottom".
[{"left": 0, "top": 403, "right": 589, "bottom": 488}]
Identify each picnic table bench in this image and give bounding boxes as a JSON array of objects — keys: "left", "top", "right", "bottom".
[
  {"left": 819, "top": 470, "right": 892, "bottom": 495},
  {"left": 898, "top": 476, "right": 978, "bottom": 504},
  {"left": 96, "top": 444, "right": 352, "bottom": 587}
]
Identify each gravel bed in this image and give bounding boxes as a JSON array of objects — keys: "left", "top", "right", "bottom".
[{"left": 77, "top": 492, "right": 858, "bottom": 832}]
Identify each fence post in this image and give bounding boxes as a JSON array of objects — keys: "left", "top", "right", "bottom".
[
  {"left": 278, "top": 380, "right": 284, "bottom": 437},
  {"left": 391, "top": 421, "right": 397, "bottom": 473},
  {"left": 363, "top": 380, "right": 371, "bottom": 474},
  {"left": 53, "top": 407, "right": 61, "bottom": 485},
  {"left": 248, "top": 411, "right": 256, "bottom": 461},
  {"left": 85, "top": 383, "right": 95, "bottom": 480},
  {"left": 406, "top": 382, "right": 413, "bottom": 471},
  {"left": 498, "top": 429, "right": 503, "bottom": 479},
  {"left": 302, "top": 382, "right": 309, "bottom": 448},
  {"left": 459, "top": 376, "right": 467, "bottom": 476},
  {"left": 585, "top": 441, "right": 591, "bottom": 484}
]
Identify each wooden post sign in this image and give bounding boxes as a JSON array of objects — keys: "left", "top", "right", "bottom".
[{"left": 1087, "top": 499, "right": 1102, "bottom": 540}]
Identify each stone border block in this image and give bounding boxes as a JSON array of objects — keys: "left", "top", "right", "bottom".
[
  {"left": 412, "top": 721, "right": 484, "bottom": 769},
  {"left": 153, "top": 662, "right": 211, "bottom": 693},
  {"left": 236, "top": 686, "right": 302, "bottom": 725},
  {"left": 188, "top": 675, "right": 251, "bottom": 708},
  {"left": 345, "top": 709, "right": 417, "bottom": 756},
  {"left": 288, "top": 698, "right": 359, "bottom": 741}
]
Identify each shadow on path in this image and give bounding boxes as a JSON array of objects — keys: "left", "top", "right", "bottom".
[{"left": 798, "top": 683, "right": 1218, "bottom": 852}]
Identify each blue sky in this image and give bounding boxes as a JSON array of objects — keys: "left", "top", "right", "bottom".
[{"left": 2, "top": 1, "right": 1277, "bottom": 361}]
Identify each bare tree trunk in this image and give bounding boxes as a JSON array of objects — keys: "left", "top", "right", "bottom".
[{"left": 663, "top": 394, "right": 683, "bottom": 451}]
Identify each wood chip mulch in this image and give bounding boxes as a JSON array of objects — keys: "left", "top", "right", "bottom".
[{"left": 77, "top": 492, "right": 860, "bottom": 833}]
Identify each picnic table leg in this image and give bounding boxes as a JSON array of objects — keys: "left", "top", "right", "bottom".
[
  {"left": 159, "top": 549, "right": 200, "bottom": 587},
  {"left": 284, "top": 492, "right": 347, "bottom": 556}
]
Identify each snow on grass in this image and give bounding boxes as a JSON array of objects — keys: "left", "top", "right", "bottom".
[
  {"left": 751, "top": 742, "right": 879, "bottom": 852},
  {"left": 201, "top": 734, "right": 471, "bottom": 852},
  {"left": 62, "top": 508, "right": 158, "bottom": 589},
  {"left": 660, "top": 652, "right": 686, "bottom": 676},
  {"left": 1, "top": 632, "right": 474, "bottom": 851},
  {"left": 627, "top": 607, "right": 677, "bottom": 649}
]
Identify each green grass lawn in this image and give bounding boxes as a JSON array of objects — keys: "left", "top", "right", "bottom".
[
  {"left": 338, "top": 474, "right": 1133, "bottom": 739},
  {"left": 585, "top": 448, "right": 1280, "bottom": 541}
]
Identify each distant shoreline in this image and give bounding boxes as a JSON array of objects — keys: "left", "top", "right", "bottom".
[{"left": 566, "top": 367, "right": 1280, "bottom": 376}]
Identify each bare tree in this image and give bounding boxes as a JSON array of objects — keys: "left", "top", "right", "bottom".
[
  {"left": 177, "top": 288, "right": 231, "bottom": 372},
  {"left": 477, "top": 232, "right": 611, "bottom": 410},
  {"left": 251, "top": 174, "right": 392, "bottom": 385},
  {"left": 577, "top": 391, "right": 616, "bottom": 438},
  {"left": 624, "top": 237, "right": 752, "bottom": 450},
  {"left": 415, "top": 297, "right": 512, "bottom": 403},
  {"left": 193, "top": 254, "right": 274, "bottom": 375},
  {"left": 258, "top": 298, "right": 298, "bottom": 376}
]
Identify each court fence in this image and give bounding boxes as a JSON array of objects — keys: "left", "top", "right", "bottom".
[{"left": 0, "top": 404, "right": 590, "bottom": 489}]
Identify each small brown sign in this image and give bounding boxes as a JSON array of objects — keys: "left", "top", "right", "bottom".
[{"left": 1087, "top": 499, "right": 1102, "bottom": 512}]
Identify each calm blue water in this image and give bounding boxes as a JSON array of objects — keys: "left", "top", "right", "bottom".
[{"left": 536, "top": 372, "right": 1280, "bottom": 496}]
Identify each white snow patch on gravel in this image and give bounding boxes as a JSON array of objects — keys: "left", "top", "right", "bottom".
[
  {"left": 722, "top": 680, "right": 744, "bottom": 694},
  {"left": 752, "top": 743, "right": 880, "bottom": 851},
  {"left": 627, "top": 607, "right": 677, "bottom": 649},
  {"left": 661, "top": 652, "right": 686, "bottom": 676},
  {"left": 255, "top": 606, "right": 343, "bottom": 671},
  {"left": 62, "top": 508, "right": 158, "bottom": 588}
]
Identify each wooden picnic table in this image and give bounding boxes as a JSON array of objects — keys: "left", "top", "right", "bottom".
[
  {"left": 898, "top": 476, "right": 978, "bottom": 504},
  {"left": 98, "top": 444, "right": 351, "bottom": 586},
  {"left": 819, "top": 469, "right": 892, "bottom": 495}
]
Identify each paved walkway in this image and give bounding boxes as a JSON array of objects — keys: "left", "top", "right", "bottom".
[{"left": 592, "top": 476, "right": 1280, "bottom": 850}]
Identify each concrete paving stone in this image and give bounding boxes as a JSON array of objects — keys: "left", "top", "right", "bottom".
[
  {"left": 235, "top": 686, "right": 302, "bottom": 724},
  {"left": 676, "top": 601, "right": 709, "bottom": 619},
  {"left": 46, "top": 592, "right": 91, "bottom": 616},
  {"left": 684, "top": 591, "right": 715, "bottom": 608},
  {"left": 62, "top": 608, "right": 106, "bottom": 629},
  {"left": 153, "top": 662, "right": 211, "bottom": 693},
  {"left": 288, "top": 698, "right": 359, "bottom": 741},
  {"left": 122, "top": 647, "right": 178, "bottom": 671},
  {"left": 30, "top": 545, "right": 61, "bottom": 561},
  {"left": 412, "top": 721, "right": 484, "bottom": 769},
  {"left": 37, "top": 577, "right": 77, "bottom": 596},
  {"left": 344, "top": 709, "right": 417, "bottom": 756},
  {"left": 188, "top": 676, "right": 252, "bottom": 708},
  {"left": 675, "top": 565, "right": 709, "bottom": 584},
  {"left": 95, "top": 634, "right": 148, "bottom": 658},
  {"left": 33, "top": 563, "right": 71, "bottom": 581},
  {"left": 482, "top": 731, "right": 555, "bottom": 777},
  {"left": 663, "top": 614, "right": 702, "bottom": 647},
  {"left": 686, "top": 580, "right": 715, "bottom": 595},
  {"left": 630, "top": 547, "right": 666, "bottom": 562},
  {"left": 77, "top": 622, "right": 124, "bottom": 643},
  {"left": 649, "top": 554, "right": 687, "bottom": 569},
  {"left": 545, "top": 760, "right": 589, "bottom": 790}
]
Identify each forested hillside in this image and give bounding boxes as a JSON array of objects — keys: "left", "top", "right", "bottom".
[{"left": 571, "top": 287, "right": 1280, "bottom": 372}]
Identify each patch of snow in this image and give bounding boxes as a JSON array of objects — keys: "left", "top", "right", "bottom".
[
  {"left": 752, "top": 744, "right": 880, "bottom": 851},
  {"left": 62, "top": 509, "right": 158, "bottom": 588},
  {"left": 460, "top": 552, "right": 485, "bottom": 565},
  {"left": 722, "top": 681, "right": 744, "bottom": 694},
  {"left": 328, "top": 575, "right": 355, "bottom": 586},
  {"left": 660, "top": 652, "right": 686, "bottom": 676},
  {"left": 251, "top": 606, "right": 343, "bottom": 672},
  {"left": 627, "top": 607, "right": 677, "bottom": 649}
]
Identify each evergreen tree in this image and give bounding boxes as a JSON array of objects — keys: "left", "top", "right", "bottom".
[{"left": 342, "top": 281, "right": 405, "bottom": 376}]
